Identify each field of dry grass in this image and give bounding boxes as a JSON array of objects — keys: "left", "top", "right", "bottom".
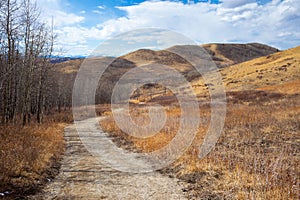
[
  {"left": 99, "top": 46, "right": 300, "bottom": 199},
  {"left": 100, "top": 90, "right": 299, "bottom": 199},
  {"left": 0, "top": 112, "right": 72, "bottom": 198}
]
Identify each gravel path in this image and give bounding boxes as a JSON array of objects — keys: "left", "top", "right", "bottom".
[{"left": 29, "top": 118, "right": 187, "bottom": 200}]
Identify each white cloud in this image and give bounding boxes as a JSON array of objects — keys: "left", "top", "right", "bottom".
[
  {"left": 93, "top": 5, "right": 106, "bottom": 15},
  {"left": 54, "top": 43, "right": 91, "bottom": 56},
  {"left": 98, "top": 5, "right": 105, "bottom": 9},
  {"left": 94, "top": 0, "right": 300, "bottom": 50},
  {"left": 55, "top": 26, "right": 104, "bottom": 45},
  {"left": 34, "top": 0, "right": 86, "bottom": 54},
  {"left": 36, "top": 0, "right": 85, "bottom": 27},
  {"left": 92, "top": 29, "right": 197, "bottom": 57},
  {"left": 93, "top": 1, "right": 230, "bottom": 44},
  {"left": 36, "top": 0, "right": 61, "bottom": 11},
  {"left": 38, "top": 0, "right": 300, "bottom": 55},
  {"left": 53, "top": 25, "right": 105, "bottom": 56},
  {"left": 97, "top": 2, "right": 226, "bottom": 43},
  {"left": 221, "top": 0, "right": 256, "bottom": 8},
  {"left": 52, "top": 11, "right": 85, "bottom": 26},
  {"left": 93, "top": 10, "right": 103, "bottom": 15}
]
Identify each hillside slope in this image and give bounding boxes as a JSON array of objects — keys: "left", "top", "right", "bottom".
[
  {"left": 202, "top": 43, "right": 279, "bottom": 68},
  {"left": 222, "top": 45, "right": 300, "bottom": 92},
  {"left": 191, "top": 45, "right": 300, "bottom": 97},
  {"left": 121, "top": 43, "right": 278, "bottom": 69}
]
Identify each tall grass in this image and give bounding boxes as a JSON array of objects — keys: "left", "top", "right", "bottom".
[
  {"left": 100, "top": 91, "right": 299, "bottom": 199},
  {"left": 0, "top": 112, "right": 72, "bottom": 197}
]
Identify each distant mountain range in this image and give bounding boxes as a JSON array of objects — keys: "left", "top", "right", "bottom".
[{"left": 50, "top": 55, "right": 86, "bottom": 64}]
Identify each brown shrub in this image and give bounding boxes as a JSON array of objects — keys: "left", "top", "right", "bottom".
[{"left": 0, "top": 114, "right": 68, "bottom": 197}]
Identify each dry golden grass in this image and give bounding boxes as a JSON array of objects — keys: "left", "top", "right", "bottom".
[
  {"left": 197, "top": 93, "right": 299, "bottom": 199},
  {"left": 101, "top": 105, "right": 182, "bottom": 152},
  {"left": 55, "top": 59, "right": 83, "bottom": 74},
  {"left": 256, "top": 79, "right": 300, "bottom": 95},
  {"left": 225, "top": 46, "right": 300, "bottom": 88},
  {"left": 0, "top": 112, "right": 72, "bottom": 197},
  {"left": 100, "top": 90, "right": 299, "bottom": 199},
  {"left": 191, "top": 46, "right": 300, "bottom": 96}
]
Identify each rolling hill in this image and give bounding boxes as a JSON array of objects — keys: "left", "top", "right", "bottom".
[
  {"left": 192, "top": 45, "right": 300, "bottom": 95},
  {"left": 55, "top": 43, "right": 289, "bottom": 103},
  {"left": 56, "top": 43, "right": 278, "bottom": 74}
]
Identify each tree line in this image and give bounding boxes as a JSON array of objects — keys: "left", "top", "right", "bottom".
[{"left": 0, "top": 0, "right": 71, "bottom": 125}]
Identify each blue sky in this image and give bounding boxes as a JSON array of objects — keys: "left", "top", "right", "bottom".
[{"left": 37, "top": 0, "right": 300, "bottom": 56}]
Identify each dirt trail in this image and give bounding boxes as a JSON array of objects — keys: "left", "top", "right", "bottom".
[{"left": 29, "top": 118, "right": 187, "bottom": 200}]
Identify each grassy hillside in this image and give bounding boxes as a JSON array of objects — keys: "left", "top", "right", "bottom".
[
  {"left": 100, "top": 45, "right": 300, "bottom": 199},
  {"left": 189, "top": 45, "right": 300, "bottom": 98},
  {"left": 221, "top": 45, "right": 300, "bottom": 92}
]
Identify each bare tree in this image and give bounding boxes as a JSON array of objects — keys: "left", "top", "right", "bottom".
[
  {"left": 0, "top": 0, "right": 57, "bottom": 125},
  {"left": 0, "top": 0, "right": 21, "bottom": 123}
]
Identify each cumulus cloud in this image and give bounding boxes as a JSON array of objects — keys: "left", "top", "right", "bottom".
[
  {"left": 94, "top": 0, "right": 300, "bottom": 50},
  {"left": 92, "top": 29, "right": 197, "bottom": 57},
  {"left": 34, "top": 0, "right": 86, "bottom": 54},
  {"left": 97, "top": 2, "right": 226, "bottom": 43},
  {"left": 39, "top": 0, "right": 300, "bottom": 55},
  {"left": 51, "top": 11, "right": 85, "bottom": 26},
  {"left": 55, "top": 26, "right": 104, "bottom": 45},
  {"left": 36, "top": 0, "right": 85, "bottom": 27}
]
